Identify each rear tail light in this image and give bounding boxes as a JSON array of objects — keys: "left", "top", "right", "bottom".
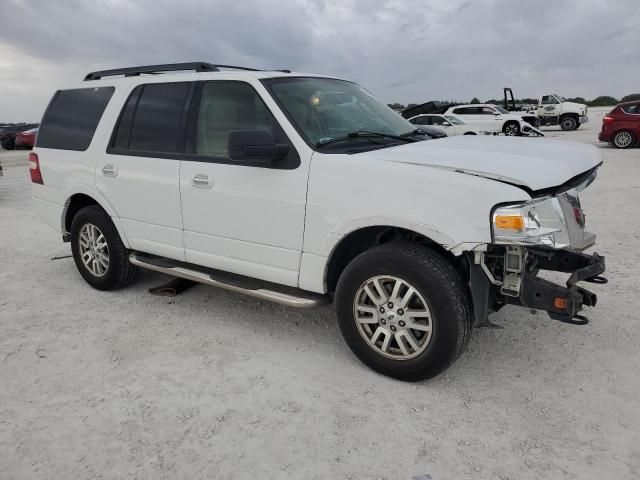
[
  {"left": 29, "top": 152, "right": 43, "bottom": 184},
  {"left": 603, "top": 115, "right": 614, "bottom": 124}
]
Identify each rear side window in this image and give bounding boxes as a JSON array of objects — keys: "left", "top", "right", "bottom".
[
  {"left": 111, "top": 82, "right": 191, "bottom": 153},
  {"left": 453, "top": 107, "right": 481, "bottom": 115},
  {"left": 37, "top": 87, "right": 114, "bottom": 151},
  {"left": 621, "top": 104, "right": 640, "bottom": 114}
]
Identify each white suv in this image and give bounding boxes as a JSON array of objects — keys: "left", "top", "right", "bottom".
[
  {"left": 31, "top": 62, "right": 606, "bottom": 381},
  {"left": 445, "top": 104, "right": 542, "bottom": 136}
]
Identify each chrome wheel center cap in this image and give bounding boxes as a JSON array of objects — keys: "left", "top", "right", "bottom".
[{"left": 386, "top": 312, "right": 397, "bottom": 323}]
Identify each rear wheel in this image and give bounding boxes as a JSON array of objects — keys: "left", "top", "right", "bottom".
[
  {"left": 560, "top": 115, "right": 577, "bottom": 131},
  {"left": 70, "top": 205, "right": 137, "bottom": 290},
  {"left": 335, "top": 243, "right": 473, "bottom": 381},
  {"left": 612, "top": 130, "right": 635, "bottom": 149},
  {"left": 503, "top": 121, "right": 520, "bottom": 136}
]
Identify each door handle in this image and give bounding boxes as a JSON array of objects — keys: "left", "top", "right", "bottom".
[
  {"left": 102, "top": 164, "right": 117, "bottom": 177},
  {"left": 192, "top": 173, "right": 213, "bottom": 189}
]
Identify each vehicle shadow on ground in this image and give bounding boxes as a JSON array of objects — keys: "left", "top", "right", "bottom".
[{"left": 122, "top": 267, "right": 579, "bottom": 387}]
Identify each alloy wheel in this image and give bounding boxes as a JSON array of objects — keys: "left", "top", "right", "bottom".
[
  {"left": 504, "top": 124, "right": 518, "bottom": 136},
  {"left": 78, "top": 223, "right": 109, "bottom": 277},
  {"left": 614, "top": 131, "right": 633, "bottom": 148},
  {"left": 353, "top": 275, "right": 433, "bottom": 360}
]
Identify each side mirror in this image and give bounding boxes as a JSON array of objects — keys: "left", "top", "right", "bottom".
[
  {"left": 441, "top": 121, "right": 451, "bottom": 126},
  {"left": 228, "top": 130, "right": 290, "bottom": 166},
  {"left": 493, "top": 111, "right": 501, "bottom": 115}
]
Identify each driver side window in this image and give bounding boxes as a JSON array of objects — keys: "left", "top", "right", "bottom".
[
  {"left": 196, "top": 82, "right": 274, "bottom": 157},
  {"left": 541, "top": 95, "right": 558, "bottom": 105}
]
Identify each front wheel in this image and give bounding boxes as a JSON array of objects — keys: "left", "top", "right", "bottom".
[
  {"left": 70, "top": 205, "right": 138, "bottom": 290},
  {"left": 335, "top": 243, "right": 473, "bottom": 381},
  {"left": 503, "top": 121, "right": 520, "bottom": 136},
  {"left": 560, "top": 116, "right": 577, "bottom": 131}
]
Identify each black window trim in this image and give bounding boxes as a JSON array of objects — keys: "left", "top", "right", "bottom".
[
  {"left": 107, "top": 79, "right": 300, "bottom": 170},
  {"left": 37, "top": 86, "right": 115, "bottom": 151}
]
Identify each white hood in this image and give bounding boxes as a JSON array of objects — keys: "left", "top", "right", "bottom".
[{"left": 366, "top": 136, "right": 601, "bottom": 192}]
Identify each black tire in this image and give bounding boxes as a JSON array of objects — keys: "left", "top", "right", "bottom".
[
  {"left": 560, "top": 115, "right": 577, "bottom": 131},
  {"left": 70, "top": 205, "right": 138, "bottom": 290},
  {"left": 463, "top": 132, "right": 477, "bottom": 135},
  {"left": 612, "top": 130, "right": 636, "bottom": 149},
  {"left": 335, "top": 242, "right": 473, "bottom": 381},
  {"left": 503, "top": 121, "right": 520, "bottom": 136}
]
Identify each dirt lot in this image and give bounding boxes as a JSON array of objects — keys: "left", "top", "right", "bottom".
[{"left": 1, "top": 109, "right": 639, "bottom": 479}]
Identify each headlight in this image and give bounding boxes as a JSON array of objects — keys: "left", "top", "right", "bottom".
[{"left": 492, "top": 196, "right": 571, "bottom": 248}]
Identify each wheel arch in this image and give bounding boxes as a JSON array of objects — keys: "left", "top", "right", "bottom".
[
  {"left": 61, "top": 188, "right": 130, "bottom": 247},
  {"left": 324, "top": 225, "right": 462, "bottom": 294}
]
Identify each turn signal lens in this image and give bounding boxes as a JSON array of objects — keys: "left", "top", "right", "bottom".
[
  {"left": 494, "top": 215, "right": 524, "bottom": 231},
  {"left": 554, "top": 297, "right": 568, "bottom": 310}
]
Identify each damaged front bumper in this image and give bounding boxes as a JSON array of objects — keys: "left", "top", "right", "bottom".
[
  {"left": 467, "top": 247, "right": 607, "bottom": 326},
  {"left": 502, "top": 249, "right": 605, "bottom": 325}
]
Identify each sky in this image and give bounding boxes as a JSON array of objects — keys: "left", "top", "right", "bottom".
[{"left": 1, "top": 0, "right": 638, "bottom": 122}]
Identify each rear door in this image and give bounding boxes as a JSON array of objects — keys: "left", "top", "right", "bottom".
[
  {"left": 452, "top": 107, "right": 487, "bottom": 129},
  {"left": 179, "top": 80, "right": 310, "bottom": 287},
  {"left": 97, "top": 81, "right": 193, "bottom": 260}
]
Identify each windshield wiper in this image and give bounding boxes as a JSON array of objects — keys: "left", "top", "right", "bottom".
[{"left": 316, "top": 130, "right": 416, "bottom": 148}]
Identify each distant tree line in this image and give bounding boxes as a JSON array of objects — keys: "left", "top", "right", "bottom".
[{"left": 388, "top": 93, "right": 640, "bottom": 110}]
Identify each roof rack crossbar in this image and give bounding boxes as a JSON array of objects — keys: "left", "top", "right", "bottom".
[
  {"left": 84, "top": 62, "right": 293, "bottom": 81},
  {"left": 84, "top": 62, "right": 219, "bottom": 81}
]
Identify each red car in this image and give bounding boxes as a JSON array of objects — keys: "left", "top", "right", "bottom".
[
  {"left": 14, "top": 127, "right": 38, "bottom": 149},
  {"left": 599, "top": 101, "right": 640, "bottom": 149}
]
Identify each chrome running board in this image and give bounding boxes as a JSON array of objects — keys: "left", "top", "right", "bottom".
[{"left": 129, "top": 253, "right": 330, "bottom": 309}]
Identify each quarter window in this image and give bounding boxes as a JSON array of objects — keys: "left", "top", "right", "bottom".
[
  {"left": 37, "top": 87, "right": 114, "bottom": 151},
  {"left": 621, "top": 103, "right": 640, "bottom": 114}
]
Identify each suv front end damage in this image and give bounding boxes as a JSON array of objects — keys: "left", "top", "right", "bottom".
[{"left": 467, "top": 175, "right": 606, "bottom": 326}]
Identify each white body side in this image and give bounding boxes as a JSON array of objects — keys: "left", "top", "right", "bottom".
[{"left": 32, "top": 71, "right": 600, "bottom": 295}]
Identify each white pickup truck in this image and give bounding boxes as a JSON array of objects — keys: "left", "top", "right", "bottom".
[
  {"left": 31, "top": 62, "right": 606, "bottom": 381},
  {"left": 535, "top": 94, "right": 589, "bottom": 131}
]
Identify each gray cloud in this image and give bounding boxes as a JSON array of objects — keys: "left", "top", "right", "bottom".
[{"left": 0, "top": 0, "right": 639, "bottom": 121}]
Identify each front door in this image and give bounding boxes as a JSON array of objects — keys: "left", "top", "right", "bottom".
[
  {"left": 179, "top": 80, "right": 310, "bottom": 287},
  {"left": 538, "top": 95, "right": 561, "bottom": 119}
]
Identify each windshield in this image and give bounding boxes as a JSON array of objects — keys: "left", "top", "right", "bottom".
[
  {"left": 494, "top": 106, "right": 509, "bottom": 114},
  {"left": 263, "top": 77, "right": 416, "bottom": 147},
  {"left": 444, "top": 115, "right": 466, "bottom": 125}
]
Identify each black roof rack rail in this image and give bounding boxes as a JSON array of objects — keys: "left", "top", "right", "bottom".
[
  {"left": 84, "top": 62, "right": 219, "bottom": 81},
  {"left": 84, "top": 62, "right": 292, "bottom": 81}
]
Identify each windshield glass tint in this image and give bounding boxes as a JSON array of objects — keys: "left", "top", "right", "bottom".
[
  {"left": 265, "top": 77, "right": 415, "bottom": 145},
  {"left": 495, "top": 106, "right": 509, "bottom": 114}
]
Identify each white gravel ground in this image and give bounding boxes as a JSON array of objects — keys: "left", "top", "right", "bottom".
[{"left": 1, "top": 108, "right": 639, "bottom": 479}]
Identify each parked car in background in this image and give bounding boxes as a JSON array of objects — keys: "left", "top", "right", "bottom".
[
  {"left": 0, "top": 123, "right": 39, "bottom": 150},
  {"left": 409, "top": 113, "right": 488, "bottom": 136},
  {"left": 15, "top": 128, "right": 38, "bottom": 149},
  {"left": 534, "top": 94, "right": 588, "bottom": 131},
  {"left": 413, "top": 123, "right": 447, "bottom": 139},
  {"left": 599, "top": 101, "right": 640, "bottom": 149},
  {"left": 444, "top": 104, "right": 543, "bottom": 136}
]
